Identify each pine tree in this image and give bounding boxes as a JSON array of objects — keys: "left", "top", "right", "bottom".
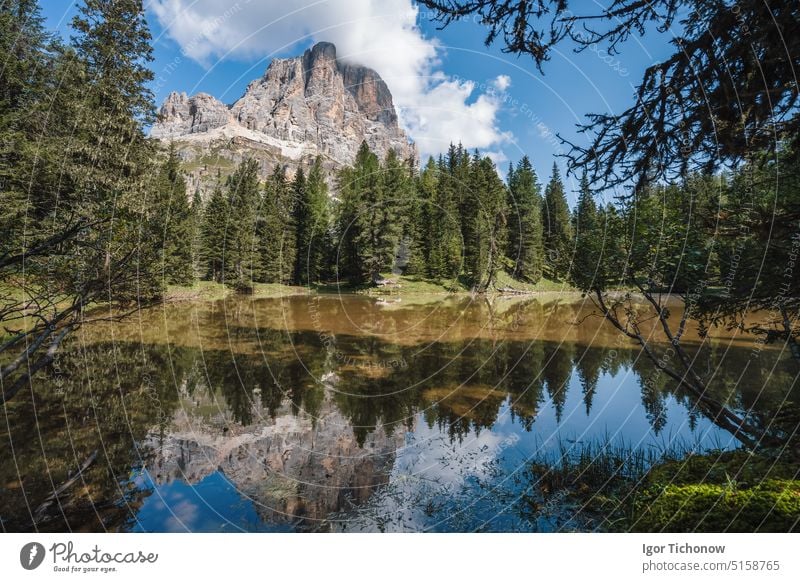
[
  {"left": 570, "top": 172, "right": 601, "bottom": 291},
  {"left": 479, "top": 156, "right": 508, "bottom": 290},
  {"left": 506, "top": 156, "right": 544, "bottom": 282},
  {"left": 294, "top": 157, "right": 331, "bottom": 284},
  {"left": 261, "top": 164, "right": 294, "bottom": 284},
  {"left": 337, "top": 141, "right": 397, "bottom": 284},
  {"left": 542, "top": 163, "right": 573, "bottom": 281},
  {"left": 0, "top": 0, "right": 52, "bottom": 263},
  {"left": 200, "top": 185, "right": 228, "bottom": 282},
  {"left": 335, "top": 164, "right": 360, "bottom": 283},
  {"left": 306, "top": 157, "right": 331, "bottom": 283},
  {"left": 151, "top": 143, "right": 194, "bottom": 285},
  {"left": 70, "top": 0, "right": 161, "bottom": 298},
  {"left": 461, "top": 150, "right": 486, "bottom": 287},
  {"left": 190, "top": 188, "right": 203, "bottom": 278},
  {"left": 597, "top": 202, "right": 627, "bottom": 289},
  {"left": 380, "top": 149, "right": 411, "bottom": 274},
  {"left": 223, "top": 159, "right": 260, "bottom": 288},
  {"left": 291, "top": 167, "right": 310, "bottom": 284},
  {"left": 2, "top": 0, "right": 162, "bottom": 398}
]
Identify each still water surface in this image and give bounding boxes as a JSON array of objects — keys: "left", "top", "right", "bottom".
[{"left": 1, "top": 294, "right": 795, "bottom": 531}]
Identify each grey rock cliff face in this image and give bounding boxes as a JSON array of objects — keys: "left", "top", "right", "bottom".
[
  {"left": 151, "top": 42, "right": 414, "bottom": 193},
  {"left": 152, "top": 92, "right": 232, "bottom": 136}
]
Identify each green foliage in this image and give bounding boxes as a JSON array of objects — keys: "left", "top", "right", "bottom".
[
  {"left": 569, "top": 173, "right": 601, "bottom": 290},
  {"left": 199, "top": 185, "right": 228, "bottom": 283},
  {"left": 222, "top": 159, "right": 261, "bottom": 289},
  {"left": 420, "top": 156, "right": 462, "bottom": 280},
  {"left": 336, "top": 142, "right": 405, "bottom": 284},
  {"left": 151, "top": 143, "right": 194, "bottom": 285},
  {"left": 528, "top": 443, "right": 800, "bottom": 533},
  {"left": 260, "top": 164, "right": 293, "bottom": 284},
  {"left": 542, "top": 163, "right": 573, "bottom": 281},
  {"left": 1, "top": 0, "right": 174, "bottom": 400},
  {"left": 293, "top": 157, "right": 331, "bottom": 284},
  {"left": 634, "top": 479, "right": 800, "bottom": 532},
  {"left": 477, "top": 156, "right": 508, "bottom": 290},
  {"left": 507, "top": 156, "right": 544, "bottom": 283}
]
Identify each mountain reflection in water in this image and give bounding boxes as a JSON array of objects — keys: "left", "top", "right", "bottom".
[{"left": 1, "top": 294, "right": 797, "bottom": 532}]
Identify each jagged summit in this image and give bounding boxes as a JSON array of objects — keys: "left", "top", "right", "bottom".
[{"left": 151, "top": 42, "right": 414, "bottom": 192}]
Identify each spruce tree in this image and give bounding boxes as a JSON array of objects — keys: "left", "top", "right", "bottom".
[
  {"left": 542, "top": 163, "right": 573, "bottom": 281},
  {"left": 506, "top": 156, "right": 544, "bottom": 283},
  {"left": 436, "top": 156, "right": 464, "bottom": 281},
  {"left": 152, "top": 143, "right": 194, "bottom": 285},
  {"left": 261, "top": 164, "right": 294, "bottom": 284},
  {"left": 223, "top": 159, "right": 260, "bottom": 288},
  {"left": 2, "top": 0, "right": 162, "bottom": 399},
  {"left": 0, "top": 0, "right": 52, "bottom": 263},
  {"left": 570, "top": 172, "right": 601, "bottom": 291},
  {"left": 190, "top": 188, "right": 203, "bottom": 279},
  {"left": 379, "top": 149, "right": 410, "bottom": 275},
  {"left": 461, "top": 150, "right": 486, "bottom": 287},
  {"left": 291, "top": 167, "right": 309, "bottom": 284},
  {"left": 293, "top": 157, "right": 331, "bottom": 284},
  {"left": 337, "top": 141, "right": 392, "bottom": 284},
  {"left": 479, "top": 156, "right": 508, "bottom": 291},
  {"left": 200, "top": 185, "right": 228, "bottom": 282},
  {"left": 70, "top": 0, "right": 161, "bottom": 298}
]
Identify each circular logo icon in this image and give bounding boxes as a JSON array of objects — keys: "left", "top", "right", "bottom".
[{"left": 20, "top": 542, "right": 46, "bottom": 570}]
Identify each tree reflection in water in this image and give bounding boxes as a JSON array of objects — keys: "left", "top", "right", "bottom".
[{"left": 1, "top": 295, "right": 797, "bottom": 531}]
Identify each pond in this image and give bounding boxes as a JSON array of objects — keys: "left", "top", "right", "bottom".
[{"left": 1, "top": 294, "right": 796, "bottom": 532}]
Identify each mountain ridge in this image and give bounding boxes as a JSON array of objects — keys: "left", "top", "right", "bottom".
[{"left": 151, "top": 42, "right": 415, "bottom": 193}]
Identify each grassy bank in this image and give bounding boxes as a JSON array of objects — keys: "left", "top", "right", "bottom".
[
  {"left": 527, "top": 443, "right": 800, "bottom": 532},
  {"left": 165, "top": 274, "right": 580, "bottom": 302},
  {"left": 164, "top": 281, "right": 311, "bottom": 302}
]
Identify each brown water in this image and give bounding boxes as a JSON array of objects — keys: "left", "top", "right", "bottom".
[{"left": 1, "top": 294, "right": 797, "bottom": 532}]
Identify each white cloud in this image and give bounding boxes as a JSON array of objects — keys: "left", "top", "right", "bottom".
[
  {"left": 148, "top": 0, "right": 510, "bottom": 158},
  {"left": 493, "top": 74, "right": 512, "bottom": 91}
]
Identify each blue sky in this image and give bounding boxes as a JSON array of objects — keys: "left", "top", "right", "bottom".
[{"left": 41, "top": 1, "right": 679, "bottom": 205}]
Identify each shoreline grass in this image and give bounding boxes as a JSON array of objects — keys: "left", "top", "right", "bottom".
[
  {"left": 162, "top": 273, "right": 581, "bottom": 302},
  {"left": 525, "top": 440, "right": 800, "bottom": 532}
]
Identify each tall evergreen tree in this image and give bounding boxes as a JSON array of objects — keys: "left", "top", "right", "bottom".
[
  {"left": 542, "top": 162, "right": 573, "bottom": 281},
  {"left": 223, "top": 159, "right": 260, "bottom": 288},
  {"left": 461, "top": 150, "right": 486, "bottom": 286},
  {"left": 1, "top": 0, "right": 52, "bottom": 259},
  {"left": 419, "top": 156, "right": 462, "bottom": 280},
  {"left": 293, "top": 157, "right": 331, "bottom": 284},
  {"left": 380, "top": 149, "right": 412, "bottom": 274},
  {"left": 337, "top": 142, "right": 399, "bottom": 284},
  {"left": 569, "top": 172, "right": 601, "bottom": 291},
  {"left": 70, "top": 0, "right": 162, "bottom": 297},
  {"left": 261, "top": 164, "right": 294, "bottom": 284},
  {"left": 190, "top": 188, "right": 203, "bottom": 278},
  {"left": 200, "top": 185, "right": 228, "bottom": 282},
  {"left": 2, "top": 0, "right": 162, "bottom": 400},
  {"left": 151, "top": 143, "right": 194, "bottom": 285},
  {"left": 479, "top": 156, "right": 508, "bottom": 291},
  {"left": 506, "top": 156, "right": 544, "bottom": 282},
  {"left": 290, "top": 167, "right": 309, "bottom": 284}
]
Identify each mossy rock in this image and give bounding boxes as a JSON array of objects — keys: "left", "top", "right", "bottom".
[{"left": 631, "top": 478, "right": 800, "bottom": 532}]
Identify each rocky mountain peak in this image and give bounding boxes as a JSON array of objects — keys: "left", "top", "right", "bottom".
[{"left": 151, "top": 42, "right": 414, "bottom": 194}]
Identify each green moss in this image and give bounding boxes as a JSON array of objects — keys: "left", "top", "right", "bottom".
[
  {"left": 625, "top": 449, "right": 800, "bottom": 532},
  {"left": 632, "top": 479, "right": 800, "bottom": 532},
  {"left": 525, "top": 445, "right": 800, "bottom": 532}
]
